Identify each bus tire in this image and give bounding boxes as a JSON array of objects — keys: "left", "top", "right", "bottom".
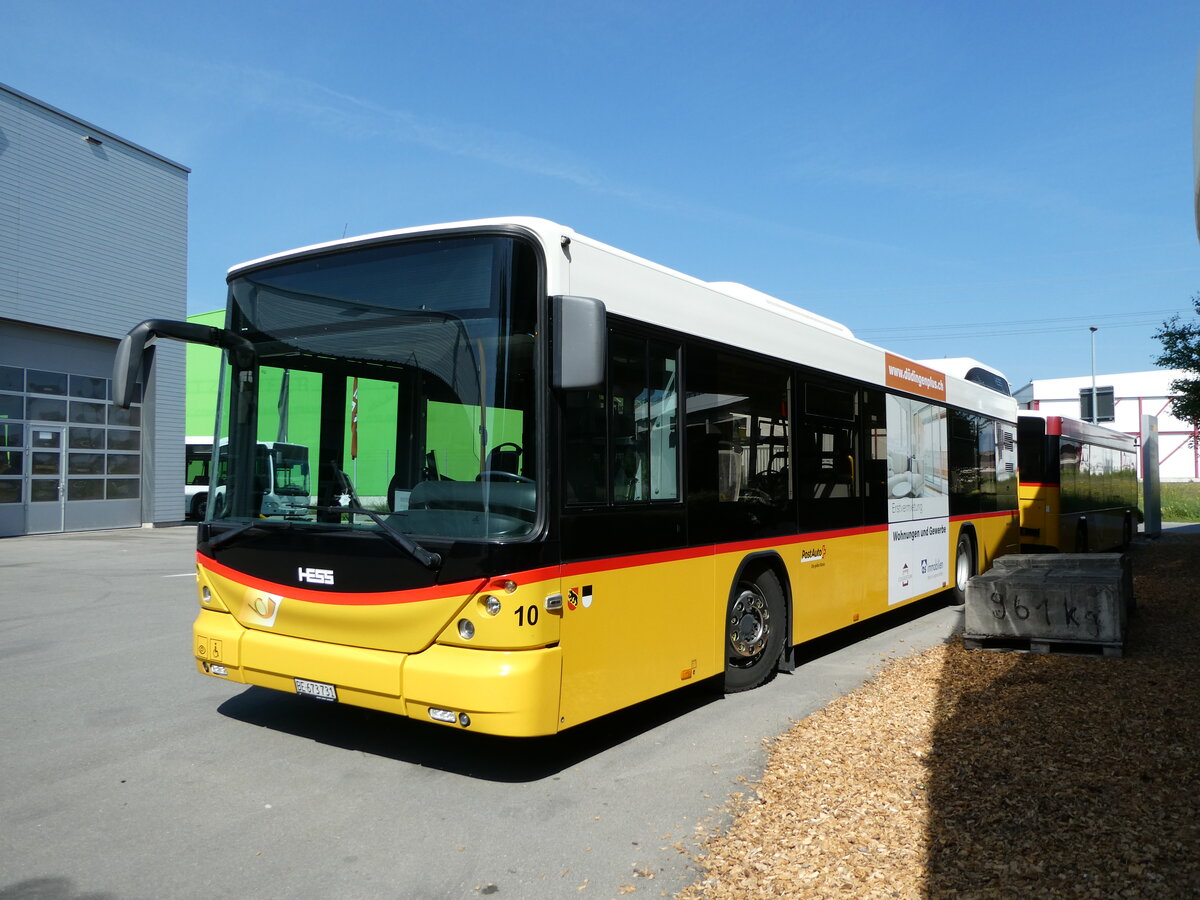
[
  {"left": 950, "top": 530, "right": 975, "bottom": 606},
  {"left": 191, "top": 492, "right": 208, "bottom": 520},
  {"left": 1122, "top": 514, "right": 1133, "bottom": 550},
  {"left": 724, "top": 568, "right": 786, "bottom": 693},
  {"left": 1074, "top": 521, "right": 1088, "bottom": 553}
]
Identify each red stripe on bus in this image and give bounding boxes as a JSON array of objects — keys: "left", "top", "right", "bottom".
[
  {"left": 199, "top": 514, "right": 1014, "bottom": 605},
  {"left": 950, "top": 510, "right": 1018, "bottom": 522},
  {"left": 490, "top": 565, "right": 561, "bottom": 585},
  {"left": 197, "top": 553, "right": 487, "bottom": 606},
  {"left": 560, "top": 544, "right": 714, "bottom": 578},
  {"left": 559, "top": 524, "right": 887, "bottom": 579}
]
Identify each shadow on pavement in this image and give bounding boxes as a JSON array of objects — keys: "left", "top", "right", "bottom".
[
  {"left": 216, "top": 592, "right": 959, "bottom": 781},
  {"left": 217, "top": 676, "right": 724, "bottom": 780},
  {"left": 0, "top": 878, "right": 115, "bottom": 900}
]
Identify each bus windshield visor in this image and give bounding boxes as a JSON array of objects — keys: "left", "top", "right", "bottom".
[{"left": 209, "top": 234, "right": 540, "bottom": 542}]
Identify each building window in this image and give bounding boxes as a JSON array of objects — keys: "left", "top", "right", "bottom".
[
  {"left": 0, "top": 366, "right": 24, "bottom": 393},
  {"left": 28, "top": 370, "right": 68, "bottom": 395},
  {"left": 70, "top": 375, "right": 108, "bottom": 400},
  {"left": 27, "top": 397, "right": 67, "bottom": 422},
  {"left": 0, "top": 367, "right": 141, "bottom": 503},
  {"left": 1079, "top": 386, "right": 1115, "bottom": 423}
]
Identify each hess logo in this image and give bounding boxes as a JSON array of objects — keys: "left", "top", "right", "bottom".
[{"left": 297, "top": 566, "right": 335, "bottom": 585}]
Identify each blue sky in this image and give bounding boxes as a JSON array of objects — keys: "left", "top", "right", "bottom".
[{"left": 5, "top": 1, "right": 1199, "bottom": 388}]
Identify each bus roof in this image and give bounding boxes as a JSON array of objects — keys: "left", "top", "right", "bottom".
[
  {"left": 226, "top": 217, "right": 1015, "bottom": 422},
  {"left": 1018, "top": 411, "right": 1136, "bottom": 451}
]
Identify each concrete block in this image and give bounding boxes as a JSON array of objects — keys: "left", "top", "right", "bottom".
[{"left": 964, "top": 554, "right": 1132, "bottom": 653}]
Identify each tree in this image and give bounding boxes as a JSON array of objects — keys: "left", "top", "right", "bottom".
[{"left": 1154, "top": 293, "right": 1200, "bottom": 424}]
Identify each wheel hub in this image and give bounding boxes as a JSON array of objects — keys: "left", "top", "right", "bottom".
[{"left": 729, "top": 589, "right": 770, "bottom": 658}]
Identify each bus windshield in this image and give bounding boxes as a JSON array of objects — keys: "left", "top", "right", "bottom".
[{"left": 209, "top": 234, "right": 540, "bottom": 542}]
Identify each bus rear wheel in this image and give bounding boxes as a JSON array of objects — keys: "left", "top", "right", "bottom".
[
  {"left": 724, "top": 569, "right": 785, "bottom": 693},
  {"left": 950, "top": 531, "right": 975, "bottom": 605},
  {"left": 1074, "top": 521, "right": 1088, "bottom": 553}
]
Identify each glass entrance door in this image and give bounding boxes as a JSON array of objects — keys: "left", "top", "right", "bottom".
[{"left": 27, "top": 425, "right": 65, "bottom": 534}]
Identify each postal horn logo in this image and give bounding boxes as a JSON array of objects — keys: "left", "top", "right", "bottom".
[{"left": 244, "top": 591, "right": 283, "bottom": 627}]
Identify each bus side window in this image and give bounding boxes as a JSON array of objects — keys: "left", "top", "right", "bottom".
[
  {"left": 563, "top": 332, "right": 679, "bottom": 506},
  {"left": 949, "top": 410, "right": 981, "bottom": 515},
  {"left": 797, "top": 425, "right": 856, "bottom": 500},
  {"left": 610, "top": 334, "right": 646, "bottom": 502},
  {"left": 798, "top": 383, "right": 858, "bottom": 501},
  {"left": 685, "top": 348, "right": 793, "bottom": 539},
  {"left": 864, "top": 388, "right": 887, "bottom": 524},
  {"left": 797, "top": 381, "right": 862, "bottom": 530},
  {"left": 563, "top": 388, "right": 607, "bottom": 504}
]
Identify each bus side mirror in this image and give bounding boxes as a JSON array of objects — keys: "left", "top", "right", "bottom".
[
  {"left": 552, "top": 295, "right": 606, "bottom": 390},
  {"left": 112, "top": 320, "right": 157, "bottom": 409},
  {"left": 112, "top": 318, "right": 257, "bottom": 408}
]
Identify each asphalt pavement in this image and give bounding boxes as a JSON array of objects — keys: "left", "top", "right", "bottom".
[{"left": 1, "top": 525, "right": 969, "bottom": 900}]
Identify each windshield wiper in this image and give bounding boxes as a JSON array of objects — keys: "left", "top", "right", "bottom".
[
  {"left": 206, "top": 520, "right": 260, "bottom": 550},
  {"left": 305, "top": 506, "right": 442, "bottom": 571}
]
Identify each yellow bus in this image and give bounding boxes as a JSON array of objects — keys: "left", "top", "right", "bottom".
[
  {"left": 114, "top": 218, "right": 1019, "bottom": 737},
  {"left": 1016, "top": 413, "right": 1137, "bottom": 553}
]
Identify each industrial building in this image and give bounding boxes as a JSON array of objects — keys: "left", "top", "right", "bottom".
[
  {"left": 0, "top": 82, "right": 189, "bottom": 536},
  {"left": 1014, "top": 370, "right": 1199, "bottom": 481}
]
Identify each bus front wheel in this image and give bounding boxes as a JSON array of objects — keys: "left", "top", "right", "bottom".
[{"left": 724, "top": 569, "right": 786, "bottom": 693}]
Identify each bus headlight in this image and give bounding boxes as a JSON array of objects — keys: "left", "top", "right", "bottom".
[
  {"left": 457, "top": 618, "right": 475, "bottom": 640},
  {"left": 481, "top": 595, "right": 502, "bottom": 616},
  {"left": 428, "top": 708, "right": 471, "bottom": 728}
]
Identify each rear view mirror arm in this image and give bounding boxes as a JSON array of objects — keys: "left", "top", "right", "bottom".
[{"left": 112, "top": 318, "right": 256, "bottom": 409}]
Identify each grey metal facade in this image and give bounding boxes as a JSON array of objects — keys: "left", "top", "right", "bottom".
[{"left": 0, "top": 83, "right": 189, "bottom": 536}]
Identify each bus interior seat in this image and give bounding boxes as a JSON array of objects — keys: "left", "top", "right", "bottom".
[{"left": 483, "top": 442, "right": 522, "bottom": 477}]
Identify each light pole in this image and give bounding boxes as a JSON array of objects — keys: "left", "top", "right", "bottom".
[{"left": 1089, "top": 326, "right": 1098, "bottom": 424}]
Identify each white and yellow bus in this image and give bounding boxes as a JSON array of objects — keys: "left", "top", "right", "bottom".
[
  {"left": 115, "top": 217, "right": 1019, "bottom": 737},
  {"left": 1016, "top": 413, "right": 1138, "bottom": 553},
  {"left": 185, "top": 437, "right": 311, "bottom": 521}
]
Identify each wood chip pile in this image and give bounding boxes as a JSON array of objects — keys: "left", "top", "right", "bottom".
[{"left": 681, "top": 535, "right": 1200, "bottom": 898}]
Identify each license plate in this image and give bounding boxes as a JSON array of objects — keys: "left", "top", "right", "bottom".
[{"left": 294, "top": 678, "right": 338, "bottom": 702}]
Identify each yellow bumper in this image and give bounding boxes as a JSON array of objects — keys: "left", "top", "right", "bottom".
[{"left": 194, "top": 609, "right": 563, "bottom": 737}]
